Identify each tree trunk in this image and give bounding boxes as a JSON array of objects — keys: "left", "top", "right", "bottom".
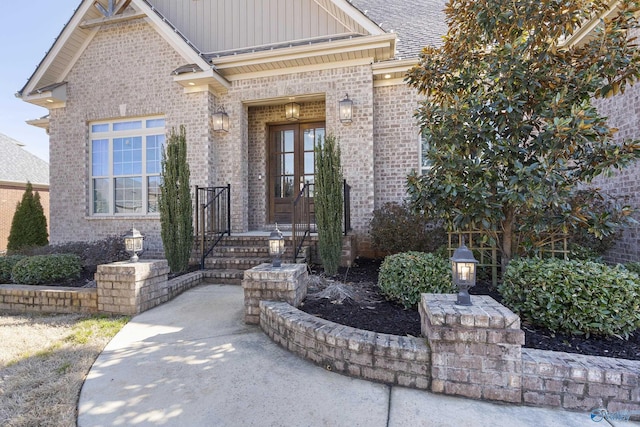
[{"left": 501, "top": 208, "right": 515, "bottom": 271}]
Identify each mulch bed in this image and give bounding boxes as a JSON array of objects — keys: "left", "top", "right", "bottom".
[{"left": 299, "top": 258, "right": 640, "bottom": 361}]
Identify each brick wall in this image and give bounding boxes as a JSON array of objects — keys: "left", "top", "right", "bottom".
[
  {"left": 49, "top": 19, "right": 213, "bottom": 255},
  {"left": 0, "top": 184, "right": 50, "bottom": 253},
  {"left": 373, "top": 84, "right": 422, "bottom": 208},
  {"left": 0, "top": 285, "right": 97, "bottom": 313}
]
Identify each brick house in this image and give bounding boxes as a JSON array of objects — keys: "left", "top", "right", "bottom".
[
  {"left": 17, "top": 0, "right": 447, "bottom": 258},
  {"left": 16, "top": 0, "right": 640, "bottom": 262},
  {"left": 0, "top": 133, "right": 50, "bottom": 253}
]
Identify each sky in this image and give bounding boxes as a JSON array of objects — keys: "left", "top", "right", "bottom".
[{"left": 0, "top": 0, "right": 81, "bottom": 163}]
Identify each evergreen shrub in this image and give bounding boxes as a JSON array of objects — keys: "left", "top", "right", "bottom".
[
  {"left": 370, "top": 202, "right": 447, "bottom": 255},
  {"left": 500, "top": 258, "right": 640, "bottom": 338},
  {"left": 378, "top": 251, "right": 454, "bottom": 308},
  {"left": 0, "top": 255, "right": 26, "bottom": 283},
  {"left": 11, "top": 254, "right": 82, "bottom": 285}
]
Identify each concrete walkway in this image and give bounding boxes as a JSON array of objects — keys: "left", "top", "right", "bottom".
[{"left": 78, "top": 285, "right": 601, "bottom": 426}]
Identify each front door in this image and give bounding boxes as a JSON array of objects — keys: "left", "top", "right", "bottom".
[{"left": 268, "top": 122, "right": 325, "bottom": 224}]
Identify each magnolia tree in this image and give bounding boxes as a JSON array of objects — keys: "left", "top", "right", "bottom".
[{"left": 406, "top": 0, "right": 640, "bottom": 267}]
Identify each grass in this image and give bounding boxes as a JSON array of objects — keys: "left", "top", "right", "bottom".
[{"left": 0, "top": 313, "right": 128, "bottom": 427}]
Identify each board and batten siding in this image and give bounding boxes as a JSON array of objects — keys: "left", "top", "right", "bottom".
[{"left": 148, "top": 0, "right": 361, "bottom": 54}]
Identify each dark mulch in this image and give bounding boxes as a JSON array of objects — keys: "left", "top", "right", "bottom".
[{"left": 299, "top": 258, "right": 640, "bottom": 361}]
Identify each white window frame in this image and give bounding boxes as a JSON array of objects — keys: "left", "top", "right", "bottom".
[
  {"left": 90, "top": 116, "right": 165, "bottom": 216},
  {"left": 419, "top": 131, "right": 432, "bottom": 175}
]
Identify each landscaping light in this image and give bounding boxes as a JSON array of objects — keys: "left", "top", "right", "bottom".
[
  {"left": 268, "top": 224, "right": 285, "bottom": 268},
  {"left": 123, "top": 227, "right": 144, "bottom": 263},
  {"left": 339, "top": 93, "right": 353, "bottom": 123},
  {"left": 212, "top": 106, "right": 229, "bottom": 132},
  {"left": 451, "top": 238, "right": 478, "bottom": 306}
]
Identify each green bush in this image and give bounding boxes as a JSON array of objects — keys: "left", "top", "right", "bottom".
[
  {"left": 370, "top": 203, "right": 447, "bottom": 256},
  {"left": 624, "top": 262, "right": 640, "bottom": 276},
  {"left": 18, "top": 237, "right": 129, "bottom": 270},
  {"left": 378, "top": 251, "right": 454, "bottom": 308},
  {"left": 0, "top": 255, "right": 26, "bottom": 283},
  {"left": 7, "top": 182, "right": 48, "bottom": 252},
  {"left": 500, "top": 258, "right": 640, "bottom": 338},
  {"left": 11, "top": 254, "right": 82, "bottom": 285}
]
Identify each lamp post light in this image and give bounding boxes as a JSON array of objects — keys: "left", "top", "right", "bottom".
[
  {"left": 450, "top": 238, "right": 478, "bottom": 306},
  {"left": 268, "top": 224, "right": 285, "bottom": 268},
  {"left": 123, "top": 227, "right": 144, "bottom": 263}
]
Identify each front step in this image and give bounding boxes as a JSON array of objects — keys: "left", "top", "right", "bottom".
[{"left": 197, "top": 234, "right": 315, "bottom": 285}]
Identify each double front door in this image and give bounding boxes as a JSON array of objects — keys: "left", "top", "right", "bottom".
[{"left": 269, "top": 122, "right": 325, "bottom": 224}]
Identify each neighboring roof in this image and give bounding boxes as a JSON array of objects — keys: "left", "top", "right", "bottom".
[
  {"left": 0, "top": 134, "right": 49, "bottom": 187},
  {"left": 349, "top": 0, "right": 448, "bottom": 57}
]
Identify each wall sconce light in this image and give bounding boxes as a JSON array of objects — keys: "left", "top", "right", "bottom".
[
  {"left": 285, "top": 101, "right": 300, "bottom": 121},
  {"left": 123, "top": 227, "right": 144, "bottom": 263},
  {"left": 213, "top": 106, "right": 229, "bottom": 132},
  {"left": 450, "top": 237, "right": 478, "bottom": 306},
  {"left": 339, "top": 93, "right": 353, "bottom": 123}
]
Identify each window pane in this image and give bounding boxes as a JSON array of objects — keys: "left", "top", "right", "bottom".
[
  {"left": 92, "top": 139, "right": 109, "bottom": 176},
  {"left": 115, "top": 177, "right": 142, "bottom": 213},
  {"left": 283, "top": 130, "right": 294, "bottom": 152},
  {"left": 113, "top": 120, "right": 142, "bottom": 131},
  {"left": 147, "top": 176, "right": 161, "bottom": 213},
  {"left": 146, "top": 118, "right": 165, "bottom": 128},
  {"left": 304, "top": 129, "right": 315, "bottom": 151},
  {"left": 113, "top": 137, "right": 142, "bottom": 175},
  {"left": 146, "top": 135, "right": 164, "bottom": 174},
  {"left": 93, "top": 178, "right": 109, "bottom": 213},
  {"left": 421, "top": 132, "right": 432, "bottom": 174},
  {"left": 315, "top": 128, "right": 325, "bottom": 147},
  {"left": 304, "top": 152, "right": 314, "bottom": 175},
  {"left": 91, "top": 124, "right": 109, "bottom": 133}
]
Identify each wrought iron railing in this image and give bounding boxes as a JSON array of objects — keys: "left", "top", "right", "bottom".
[
  {"left": 292, "top": 182, "right": 314, "bottom": 262},
  {"left": 195, "top": 184, "right": 231, "bottom": 269},
  {"left": 291, "top": 179, "right": 353, "bottom": 262}
]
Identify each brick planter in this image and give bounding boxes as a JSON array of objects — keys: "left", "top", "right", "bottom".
[
  {"left": 242, "top": 263, "right": 307, "bottom": 324},
  {"left": 420, "top": 294, "right": 524, "bottom": 403}
]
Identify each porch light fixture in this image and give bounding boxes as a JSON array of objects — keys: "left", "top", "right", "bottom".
[
  {"left": 212, "top": 106, "right": 229, "bottom": 132},
  {"left": 450, "top": 238, "right": 478, "bottom": 306},
  {"left": 268, "top": 224, "right": 285, "bottom": 268},
  {"left": 284, "top": 101, "right": 300, "bottom": 121},
  {"left": 123, "top": 227, "right": 144, "bottom": 263},
  {"left": 339, "top": 93, "right": 353, "bottom": 123}
]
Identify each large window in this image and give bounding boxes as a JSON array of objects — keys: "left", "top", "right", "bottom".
[{"left": 90, "top": 117, "right": 165, "bottom": 215}]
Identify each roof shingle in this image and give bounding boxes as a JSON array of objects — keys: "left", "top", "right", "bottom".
[{"left": 0, "top": 133, "right": 49, "bottom": 186}]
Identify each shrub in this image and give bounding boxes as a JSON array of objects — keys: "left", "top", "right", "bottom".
[
  {"left": 378, "top": 251, "right": 454, "bottom": 308},
  {"left": 0, "top": 255, "right": 26, "bottom": 283},
  {"left": 370, "top": 202, "right": 446, "bottom": 256},
  {"left": 11, "top": 254, "right": 82, "bottom": 285},
  {"left": 159, "top": 125, "right": 193, "bottom": 273},
  {"left": 500, "top": 258, "right": 640, "bottom": 338},
  {"left": 624, "top": 262, "right": 640, "bottom": 276},
  {"left": 18, "top": 237, "right": 129, "bottom": 270},
  {"left": 7, "top": 182, "right": 48, "bottom": 252},
  {"left": 315, "top": 133, "right": 343, "bottom": 275}
]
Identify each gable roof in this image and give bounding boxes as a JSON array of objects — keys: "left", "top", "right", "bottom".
[
  {"left": 18, "top": 0, "right": 448, "bottom": 106},
  {"left": 0, "top": 134, "right": 49, "bottom": 187}
]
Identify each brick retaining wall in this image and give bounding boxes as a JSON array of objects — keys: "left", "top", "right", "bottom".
[
  {"left": 0, "top": 285, "right": 98, "bottom": 313},
  {"left": 257, "top": 300, "right": 640, "bottom": 415},
  {"left": 260, "top": 301, "right": 432, "bottom": 389},
  {"left": 0, "top": 263, "right": 208, "bottom": 315}
]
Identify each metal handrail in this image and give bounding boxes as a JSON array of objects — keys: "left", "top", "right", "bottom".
[
  {"left": 195, "top": 184, "right": 231, "bottom": 269},
  {"left": 292, "top": 182, "right": 313, "bottom": 262}
]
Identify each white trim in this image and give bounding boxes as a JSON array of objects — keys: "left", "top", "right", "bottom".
[
  {"left": 373, "top": 77, "right": 406, "bottom": 88},
  {"left": 212, "top": 34, "right": 395, "bottom": 70},
  {"left": 318, "top": 0, "right": 385, "bottom": 35},
  {"left": 60, "top": 27, "right": 100, "bottom": 84},
  {"left": 22, "top": 0, "right": 95, "bottom": 96},
  {"left": 223, "top": 57, "right": 373, "bottom": 81}
]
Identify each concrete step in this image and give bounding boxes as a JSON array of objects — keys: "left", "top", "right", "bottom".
[
  {"left": 201, "top": 269, "right": 245, "bottom": 286},
  {"left": 211, "top": 246, "right": 270, "bottom": 258}
]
